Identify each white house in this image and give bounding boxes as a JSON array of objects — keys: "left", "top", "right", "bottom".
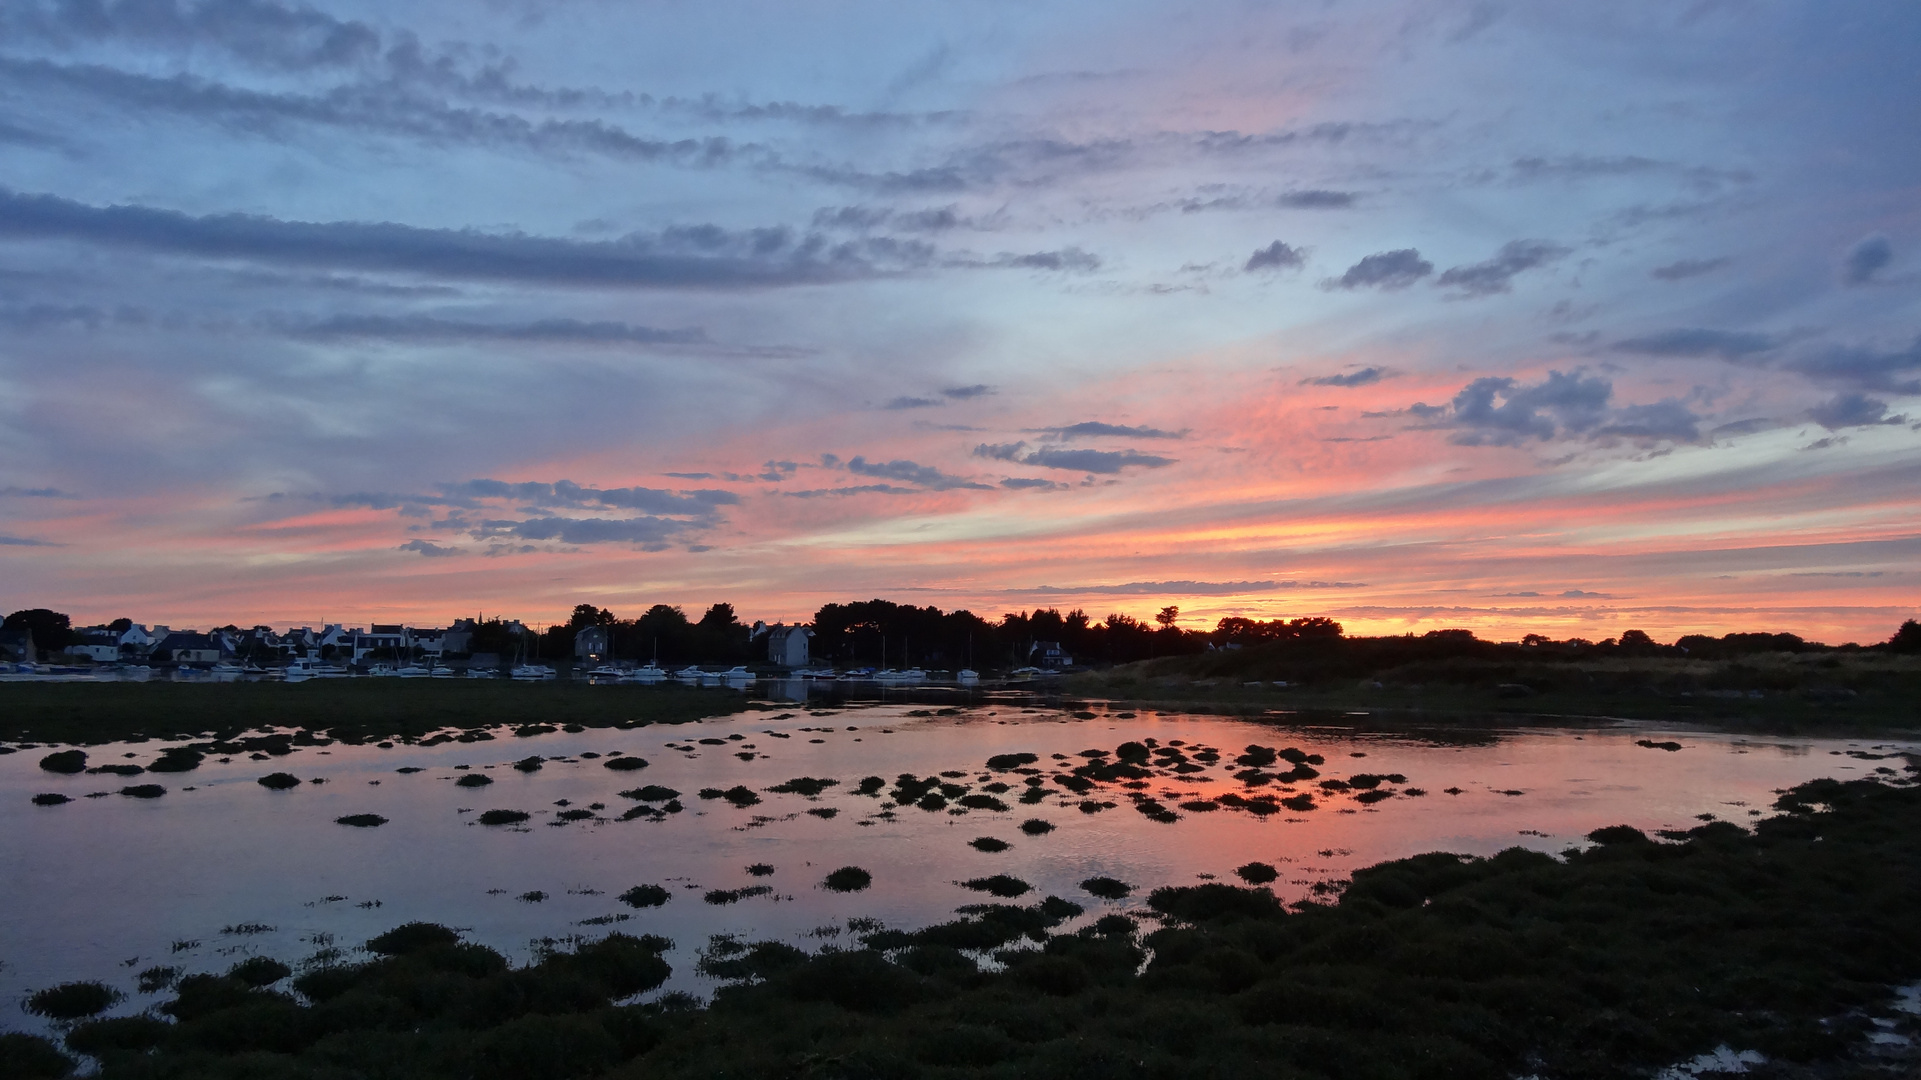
[
  {"left": 65, "top": 630, "right": 122, "bottom": 662},
  {"left": 762, "top": 623, "right": 814, "bottom": 667}
]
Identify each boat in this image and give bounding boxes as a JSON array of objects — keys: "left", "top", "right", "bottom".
[
  {"left": 626, "top": 663, "right": 666, "bottom": 684},
  {"left": 957, "top": 669, "right": 980, "bottom": 683},
  {"left": 674, "top": 665, "right": 706, "bottom": 681},
  {"left": 366, "top": 664, "right": 398, "bottom": 678},
  {"left": 510, "top": 664, "right": 556, "bottom": 681},
  {"left": 465, "top": 667, "right": 498, "bottom": 679},
  {"left": 587, "top": 664, "right": 627, "bottom": 682},
  {"left": 720, "top": 665, "right": 754, "bottom": 681},
  {"left": 396, "top": 665, "right": 433, "bottom": 678},
  {"left": 876, "top": 667, "right": 927, "bottom": 683}
]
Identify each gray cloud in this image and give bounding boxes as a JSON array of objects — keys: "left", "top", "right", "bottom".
[
  {"left": 975, "top": 442, "right": 1176, "bottom": 473},
  {"left": 0, "top": 534, "right": 61, "bottom": 546},
  {"left": 474, "top": 515, "right": 691, "bottom": 548},
  {"left": 1324, "top": 249, "right": 1431, "bottom": 291},
  {"left": 883, "top": 384, "right": 994, "bottom": 409},
  {"left": 2, "top": 0, "right": 382, "bottom": 71},
  {"left": 1651, "top": 257, "right": 1729, "bottom": 281},
  {"left": 281, "top": 313, "right": 708, "bottom": 346},
  {"left": 0, "top": 485, "right": 76, "bottom": 498},
  {"left": 1435, "top": 239, "right": 1569, "bottom": 296},
  {"left": 988, "top": 248, "right": 1101, "bottom": 272},
  {"left": 1807, "top": 393, "right": 1903, "bottom": 430},
  {"left": 397, "top": 538, "right": 461, "bottom": 557},
  {"left": 1844, "top": 236, "right": 1893, "bottom": 285},
  {"left": 1275, "top": 190, "right": 1356, "bottom": 209},
  {"left": 442, "top": 478, "right": 738, "bottom": 514},
  {"left": 1407, "top": 370, "right": 1703, "bottom": 447},
  {"left": 782, "top": 484, "right": 920, "bottom": 498},
  {"left": 1611, "top": 328, "right": 1780, "bottom": 359},
  {"left": 999, "top": 477, "right": 1065, "bottom": 490},
  {"left": 0, "top": 187, "right": 929, "bottom": 288},
  {"left": 0, "top": 57, "right": 740, "bottom": 166},
  {"left": 1244, "top": 240, "right": 1304, "bottom": 272},
  {"left": 1042, "top": 422, "right": 1186, "bottom": 440},
  {"left": 1786, "top": 337, "right": 1921, "bottom": 393},
  {"left": 844, "top": 455, "right": 992, "bottom": 490},
  {"left": 1302, "top": 367, "right": 1386, "bottom": 387}
]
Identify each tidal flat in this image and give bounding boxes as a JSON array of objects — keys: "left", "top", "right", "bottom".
[{"left": 3, "top": 699, "right": 1918, "bottom": 1078}]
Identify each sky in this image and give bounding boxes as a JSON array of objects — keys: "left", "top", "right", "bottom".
[{"left": 0, "top": 0, "right": 1917, "bottom": 642}]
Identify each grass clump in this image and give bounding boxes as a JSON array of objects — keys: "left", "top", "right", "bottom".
[
  {"left": 620, "top": 785, "right": 680, "bottom": 801},
  {"left": 118, "top": 784, "right": 166, "bottom": 799},
  {"left": 767, "top": 776, "right": 838, "bottom": 796},
  {"left": 822, "top": 866, "right": 873, "bottom": 892},
  {"left": 0, "top": 1032, "right": 73, "bottom": 1079},
  {"left": 969, "top": 837, "right": 1010, "bottom": 852},
  {"left": 455, "top": 773, "right": 493, "bottom": 787},
  {"left": 228, "top": 957, "right": 292, "bottom": 987},
  {"left": 1080, "top": 876, "right": 1132, "bottom": 900},
  {"left": 604, "top": 755, "right": 649, "bottom": 771},
  {"left": 477, "top": 809, "right": 530, "bottom": 825},
  {"left": 619, "top": 885, "right": 671, "bottom": 909},
  {"left": 704, "top": 886, "right": 774, "bottom": 905},
  {"left": 1018, "top": 818, "right": 1055, "bottom": 835},
  {"left": 959, "top": 875, "right": 1032, "bottom": 898},
  {"left": 746, "top": 863, "right": 776, "bottom": 876},
  {"left": 38, "top": 749, "right": 87, "bottom": 774},
  {"left": 1234, "top": 861, "right": 1279, "bottom": 884},
  {"left": 32, "top": 793, "right": 71, "bottom": 806},
  {"left": 26, "top": 980, "right": 121, "bottom": 1020},
  {"left": 336, "top": 813, "right": 388, "bottom": 827},
  {"left": 256, "top": 772, "right": 301, "bottom": 789}
]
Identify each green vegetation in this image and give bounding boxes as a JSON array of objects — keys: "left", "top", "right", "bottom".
[
  {"left": 10, "top": 769, "right": 1921, "bottom": 1079},
  {"left": 1072, "top": 631, "right": 1921, "bottom": 731},
  {"left": 25, "top": 981, "right": 121, "bottom": 1020},
  {"left": 0, "top": 680, "right": 755, "bottom": 746}
]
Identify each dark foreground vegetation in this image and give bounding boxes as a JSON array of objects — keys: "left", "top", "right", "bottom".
[
  {"left": 1073, "top": 626, "right": 1921, "bottom": 732},
  {"left": 0, "top": 681, "right": 753, "bottom": 746},
  {"left": 8, "top": 766, "right": 1919, "bottom": 1080}
]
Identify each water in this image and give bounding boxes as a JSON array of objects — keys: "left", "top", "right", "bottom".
[{"left": 2, "top": 701, "right": 1911, "bottom": 1031}]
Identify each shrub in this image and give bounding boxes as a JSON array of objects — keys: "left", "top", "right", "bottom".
[
  {"left": 229, "top": 957, "right": 292, "bottom": 987},
  {"left": 1235, "top": 861, "right": 1279, "bottom": 884},
  {"left": 0, "top": 1033, "right": 73, "bottom": 1079},
  {"left": 38, "top": 750, "right": 86, "bottom": 774},
  {"left": 618, "top": 885, "right": 670, "bottom": 908},
  {"left": 365, "top": 922, "right": 460, "bottom": 956},
  {"left": 823, "top": 866, "right": 872, "bottom": 892},
  {"left": 25, "top": 981, "right": 121, "bottom": 1020}
]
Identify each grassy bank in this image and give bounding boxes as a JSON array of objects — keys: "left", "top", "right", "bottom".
[
  {"left": 0, "top": 681, "right": 757, "bottom": 746},
  {"left": 7, "top": 767, "right": 1919, "bottom": 1080},
  {"left": 1069, "top": 644, "right": 1921, "bottom": 733}
]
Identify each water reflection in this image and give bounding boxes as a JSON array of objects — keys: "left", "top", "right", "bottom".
[{"left": 1, "top": 703, "right": 1912, "bottom": 1031}]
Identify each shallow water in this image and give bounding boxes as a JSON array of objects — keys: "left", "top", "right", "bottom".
[{"left": 2, "top": 702, "right": 1912, "bottom": 1031}]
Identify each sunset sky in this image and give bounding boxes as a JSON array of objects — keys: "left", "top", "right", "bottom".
[{"left": 0, "top": 0, "right": 1916, "bottom": 641}]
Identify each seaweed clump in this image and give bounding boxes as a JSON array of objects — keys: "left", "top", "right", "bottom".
[
  {"left": 619, "top": 885, "right": 670, "bottom": 908},
  {"left": 477, "top": 809, "right": 530, "bottom": 825},
  {"left": 256, "top": 772, "right": 302, "bottom": 790},
  {"left": 32, "top": 793, "right": 72, "bottom": 806},
  {"left": 26, "top": 980, "right": 121, "bottom": 1020},
  {"left": 456, "top": 774, "right": 494, "bottom": 787},
  {"left": 336, "top": 814, "right": 388, "bottom": 827},
  {"left": 822, "top": 866, "right": 873, "bottom": 892}
]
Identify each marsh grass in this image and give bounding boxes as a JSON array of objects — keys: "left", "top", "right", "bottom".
[
  {"left": 335, "top": 813, "right": 388, "bottom": 827},
  {"left": 31, "top": 793, "right": 71, "bottom": 806},
  {"left": 25, "top": 980, "right": 121, "bottom": 1020},
  {"left": 822, "top": 866, "right": 872, "bottom": 892},
  {"left": 118, "top": 784, "right": 166, "bottom": 798},
  {"left": 0, "top": 681, "right": 752, "bottom": 746},
  {"left": 958, "top": 875, "right": 1032, "bottom": 897},
  {"left": 968, "top": 837, "right": 1010, "bottom": 852},
  {"left": 456, "top": 773, "right": 493, "bottom": 787},
  {"left": 478, "top": 809, "right": 530, "bottom": 825},
  {"left": 256, "top": 772, "right": 301, "bottom": 789},
  {"left": 618, "top": 885, "right": 670, "bottom": 908},
  {"left": 38, "top": 749, "right": 86, "bottom": 774}
]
